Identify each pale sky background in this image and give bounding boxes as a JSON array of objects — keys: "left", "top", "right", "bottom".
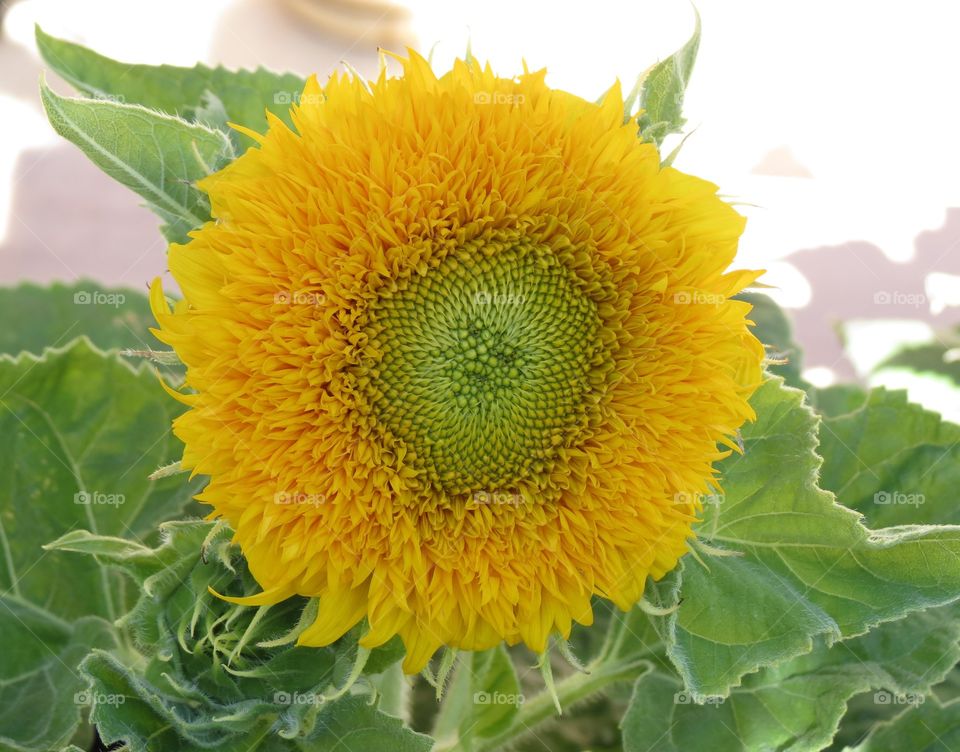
[{"left": 2, "top": 0, "right": 959, "bottom": 411}]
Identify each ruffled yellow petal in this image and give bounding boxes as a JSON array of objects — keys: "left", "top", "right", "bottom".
[{"left": 153, "top": 52, "right": 765, "bottom": 673}]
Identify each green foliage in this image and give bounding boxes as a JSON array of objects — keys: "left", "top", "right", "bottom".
[
  {"left": 818, "top": 387, "right": 960, "bottom": 527},
  {"left": 37, "top": 27, "right": 306, "bottom": 150},
  {"left": 0, "top": 339, "right": 200, "bottom": 750},
  {"left": 651, "top": 379, "right": 960, "bottom": 698},
  {"left": 0, "top": 280, "right": 159, "bottom": 356},
  {"left": 876, "top": 326, "right": 960, "bottom": 386},
  {"left": 623, "top": 372, "right": 960, "bottom": 752},
  {"left": 619, "top": 376, "right": 960, "bottom": 752},
  {"left": 432, "top": 646, "right": 523, "bottom": 750},
  {"left": 623, "top": 601, "right": 960, "bottom": 752},
  {"left": 40, "top": 79, "right": 233, "bottom": 244},
  {"left": 47, "top": 521, "right": 423, "bottom": 751},
  {"left": 808, "top": 382, "right": 869, "bottom": 417},
  {"left": 818, "top": 389, "right": 960, "bottom": 749},
  {"left": 37, "top": 27, "right": 309, "bottom": 247},
  {"left": 848, "top": 697, "right": 960, "bottom": 751}
]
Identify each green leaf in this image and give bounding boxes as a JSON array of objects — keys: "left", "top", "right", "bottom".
[
  {"left": 624, "top": 443, "right": 960, "bottom": 752},
  {"left": 0, "top": 338, "right": 200, "bottom": 750},
  {"left": 656, "top": 378, "right": 960, "bottom": 697},
  {"left": 818, "top": 387, "right": 960, "bottom": 527},
  {"left": 876, "top": 326, "right": 960, "bottom": 386},
  {"left": 809, "top": 383, "right": 869, "bottom": 418},
  {"left": 307, "top": 695, "right": 433, "bottom": 752},
  {"left": 623, "top": 603, "right": 960, "bottom": 752},
  {"left": 0, "top": 616, "right": 116, "bottom": 752},
  {"left": 40, "top": 79, "right": 233, "bottom": 244},
  {"left": 0, "top": 280, "right": 160, "bottom": 357},
  {"left": 36, "top": 27, "right": 305, "bottom": 150},
  {"left": 738, "top": 292, "right": 806, "bottom": 388},
  {"left": 848, "top": 697, "right": 960, "bottom": 751},
  {"left": 623, "top": 668, "right": 859, "bottom": 752},
  {"left": 636, "top": 9, "right": 701, "bottom": 147},
  {"left": 816, "top": 389, "right": 960, "bottom": 749}
]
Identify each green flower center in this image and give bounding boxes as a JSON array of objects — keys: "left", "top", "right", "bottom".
[{"left": 364, "top": 241, "right": 605, "bottom": 496}]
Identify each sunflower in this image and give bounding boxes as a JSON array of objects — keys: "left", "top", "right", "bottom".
[{"left": 150, "top": 51, "right": 765, "bottom": 673}]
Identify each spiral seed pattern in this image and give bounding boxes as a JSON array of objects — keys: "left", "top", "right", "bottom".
[{"left": 365, "top": 242, "right": 605, "bottom": 495}]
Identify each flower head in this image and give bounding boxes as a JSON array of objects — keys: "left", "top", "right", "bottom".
[{"left": 151, "top": 51, "right": 764, "bottom": 672}]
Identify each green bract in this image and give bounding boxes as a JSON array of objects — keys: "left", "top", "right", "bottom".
[{"left": 47, "top": 522, "right": 426, "bottom": 752}]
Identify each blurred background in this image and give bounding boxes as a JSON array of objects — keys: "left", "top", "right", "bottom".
[{"left": 1, "top": 0, "right": 958, "bottom": 416}]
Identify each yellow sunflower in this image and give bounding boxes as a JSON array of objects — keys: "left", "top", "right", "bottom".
[{"left": 150, "top": 51, "right": 765, "bottom": 673}]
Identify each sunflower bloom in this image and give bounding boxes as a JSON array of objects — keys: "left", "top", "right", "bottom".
[{"left": 150, "top": 52, "right": 765, "bottom": 673}]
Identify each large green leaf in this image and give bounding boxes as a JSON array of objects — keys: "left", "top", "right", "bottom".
[
  {"left": 875, "top": 326, "right": 960, "bottom": 386},
  {"left": 848, "top": 697, "right": 960, "bottom": 751},
  {"left": 815, "top": 392, "right": 960, "bottom": 749},
  {"left": 622, "top": 601, "right": 960, "bottom": 752},
  {"left": 655, "top": 378, "right": 960, "bottom": 697},
  {"left": 0, "top": 339, "right": 200, "bottom": 750},
  {"left": 37, "top": 27, "right": 305, "bottom": 150},
  {"left": 623, "top": 666, "right": 859, "bottom": 752},
  {"left": 0, "top": 616, "right": 116, "bottom": 752},
  {"left": 636, "top": 10, "right": 701, "bottom": 147},
  {"left": 0, "top": 281, "right": 158, "bottom": 357},
  {"left": 818, "top": 387, "right": 960, "bottom": 527},
  {"left": 809, "top": 383, "right": 869, "bottom": 418},
  {"left": 40, "top": 80, "right": 233, "bottom": 244},
  {"left": 622, "top": 381, "right": 960, "bottom": 751}
]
